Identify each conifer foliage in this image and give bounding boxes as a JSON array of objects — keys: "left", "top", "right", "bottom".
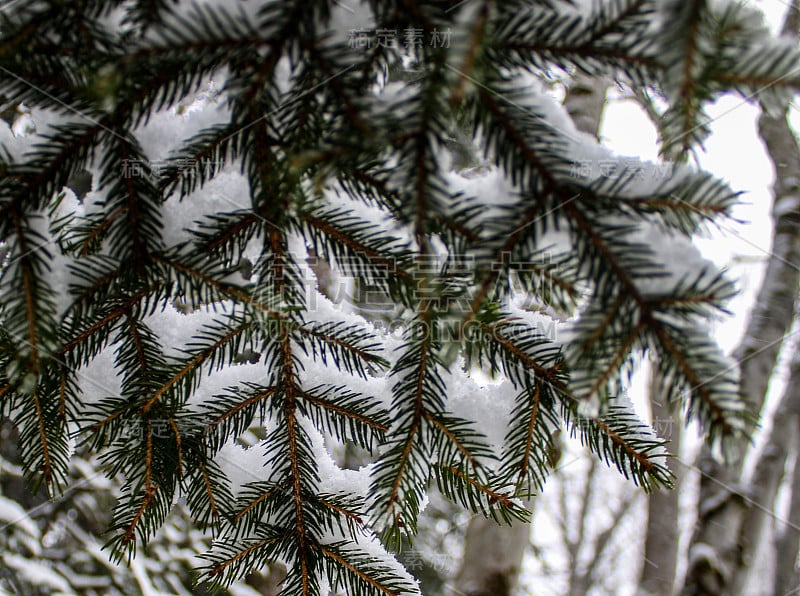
[{"left": 0, "top": 0, "right": 795, "bottom": 593}]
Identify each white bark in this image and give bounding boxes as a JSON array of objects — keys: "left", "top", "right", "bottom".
[
  {"left": 452, "top": 512, "right": 532, "bottom": 596},
  {"left": 774, "top": 410, "right": 800, "bottom": 596},
  {"left": 734, "top": 349, "right": 799, "bottom": 594},
  {"left": 638, "top": 368, "right": 682, "bottom": 596}
]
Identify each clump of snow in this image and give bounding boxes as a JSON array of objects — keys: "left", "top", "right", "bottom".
[
  {"left": 444, "top": 366, "right": 516, "bottom": 459},
  {"left": 0, "top": 106, "right": 67, "bottom": 162},
  {"left": 72, "top": 344, "right": 123, "bottom": 405},
  {"left": 3, "top": 554, "right": 70, "bottom": 593},
  {"left": 215, "top": 438, "right": 276, "bottom": 493},
  {"left": 0, "top": 495, "right": 40, "bottom": 540},
  {"left": 162, "top": 168, "right": 252, "bottom": 246},
  {"left": 628, "top": 222, "right": 724, "bottom": 298},
  {"left": 135, "top": 82, "right": 230, "bottom": 164},
  {"left": 308, "top": 417, "right": 372, "bottom": 498},
  {"left": 321, "top": 0, "right": 374, "bottom": 46},
  {"left": 442, "top": 165, "right": 520, "bottom": 230},
  {"left": 507, "top": 294, "right": 564, "bottom": 346}
]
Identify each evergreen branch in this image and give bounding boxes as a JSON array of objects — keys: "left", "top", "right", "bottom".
[
  {"left": 716, "top": 72, "right": 800, "bottom": 89},
  {"left": 279, "top": 334, "right": 313, "bottom": 594},
  {"left": 158, "top": 122, "right": 247, "bottom": 198},
  {"left": 153, "top": 255, "right": 283, "bottom": 317},
  {"left": 67, "top": 257, "right": 126, "bottom": 310},
  {"left": 301, "top": 210, "right": 413, "bottom": 281},
  {"left": 371, "top": 312, "right": 443, "bottom": 533},
  {"left": 627, "top": 196, "right": 723, "bottom": 215},
  {"left": 0, "top": 122, "right": 103, "bottom": 212},
  {"left": 88, "top": 409, "right": 124, "bottom": 436},
  {"left": 339, "top": 167, "right": 404, "bottom": 213},
  {"left": 491, "top": 1, "right": 659, "bottom": 81},
  {"left": 140, "top": 321, "right": 249, "bottom": 413},
  {"left": 423, "top": 411, "right": 478, "bottom": 466},
  {"left": 520, "top": 391, "right": 539, "bottom": 475},
  {"left": 12, "top": 210, "right": 42, "bottom": 375},
  {"left": 674, "top": 0, "right": 704, "bottom": 156},
  {"left": 58, "top": 298, "right": 139, "bottom": 359},
  {"left": 30, "top": 388, "right": 54, "bottom": 483},
  {"left": 389, "top": 329, "right": 429, "bottom": 507},
  {"left": 3, "top": 209, "right": 66, "bottom": 488},
  {"left": 590, "top": 168, "right": 739, "bottom": 234},
  {"left": 478, "top": 90, "right": 560, "bottom": 187},
  {"left": 192, "top": 210, "right": 261, "bottom": 262},
  {"left": 563, "top": 203, "right": 742, "bottom": 441},
  {"left": 122, "top": 419, "right": 158, "bottom": 546},
  {"left": 205, "top": 386, "right": 278, "bottom": 435},
  {"left": 121, "top": 483, "right": 159, "bottom": 549},
  {"left": 205, "top": 536, "right": 282, "bottom": 580},
  {"left": 300, "top": 389, "right": 388, "bottom": 433},
  {"left": 115, "top": 4, "right": 269, "bottom": 126},
  {"left": 186, "top": 449, "right": 235, "bottom": 530},
  {"left": 76, "top": 206, "right": 126, "bottom": 257},
  {"left": 315, "top": 544, "right": 404, "bottom": 596},
  {"left": 589, "top": 0, "right": 651, "bottom": 41},
  {"left": 464, "top": 204, "right": 542, "bottom": 318},
  {"left": 126, "top": 311, "right": 150, "bottom": 374},
  {"left": 298, "top": 385, "right": 389, "bottom": 448},
  {"left": 297, "top": 321, "right": 389, "bottom": 376},
  {"left": 315, "top": 496, "right": 366, "bottom": 529},
  {"left": 435, "top": 463, "right": 530, "bottom": 526},
  {"left": 164, "top": 412, "right": 183, "bottom": 475},
  {"left": 100, "top": 133, "right": 164, "bottom": 262},
  {"left": 450, "top": 0, "right": 490, "bottom": 107},
  {"left": 196, "top": 458, "right": 220, "bottom": 522},
  {"left": 57, "top": 371, "right": 67, "bottom": 422},
  {"left": 584, "top": 319, "right": 645, "bottom": 398},
  {"left": 478, "top": 320, "right": 564, "bottom": 389},
  {"left": 232, "top": 479, "right": 290, "bottom": 524},
  {"left": 652, "top": 320, "right": 743, "bottom": 437},
  {"left": 1, "top": 0, "right": 774, "bottom": 588},
  {"left": 440, "top": 464, "right": 512, "bottom": 508},
  {"left": 645, "top": 270, "right": 735, "bottom": 318},
  {"left": 433, "top": 212, "right": 482, "bottom": 243},
  {"left": 501, "top": 42, "right": 657, "bottom": 71},
  {"left": 301, "top": 40, "right": 371, "bottom": 133},
  {"left": 567, "top": 405, "right": 674, "bottom": 491},
  {"left": 579, "top": 292, "right": 628, "bottom": 353}
]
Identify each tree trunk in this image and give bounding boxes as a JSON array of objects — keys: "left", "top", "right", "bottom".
[
  {"left": 453, "top": 512, "right": 533, "bottom": 596},
  {"left": 452, "top": 74, "right": 609, "bottom": 596},
  {"left": 733, "top": 346, "right": 800, "bottom": 594},
  {"left": 774, "top": 393, "right": 800, "bottom": 596},
  {"left": 683, "top": 4, "right": 800, "bottom": 594},
  {"left": 638, "top": 368, "right": 682, "bottom": 596}
]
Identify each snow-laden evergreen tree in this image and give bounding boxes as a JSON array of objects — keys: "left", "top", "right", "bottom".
[{"left": 0, "top": 0, "right": 796, "bottom": 593}]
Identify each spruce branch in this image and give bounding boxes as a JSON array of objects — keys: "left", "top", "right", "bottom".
[{"left": 0, "top": 0, "right": 782, "bottom": 590}]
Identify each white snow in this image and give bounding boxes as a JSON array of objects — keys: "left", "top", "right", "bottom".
[
  {"left": 444, "top": 367, "right": 517, "bottom": 459},
  {"left": 134, "top": 80, "right": 230, "bottom": 163},
  {"left": 0, "top": 495, "right": 40, "bottom": 539},
  {"left": 2, "top": 554, "right": 70, "bottom": 593}
]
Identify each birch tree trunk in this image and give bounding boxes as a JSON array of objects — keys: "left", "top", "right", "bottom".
[
  {"left": 773, "top": 391, "right": 800, "bottom": 596},
  {"left": 638, "top": 368, "right": 682, "bottom": 596},
  {"left": 451, "top": 74, "right": 609, "bottom": 596},
  {"left": 683, "top": 4, "right": 800, "bottom": 593},
  {"left": 734, "top": 346, "right": 800, "bottom": 594}
]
